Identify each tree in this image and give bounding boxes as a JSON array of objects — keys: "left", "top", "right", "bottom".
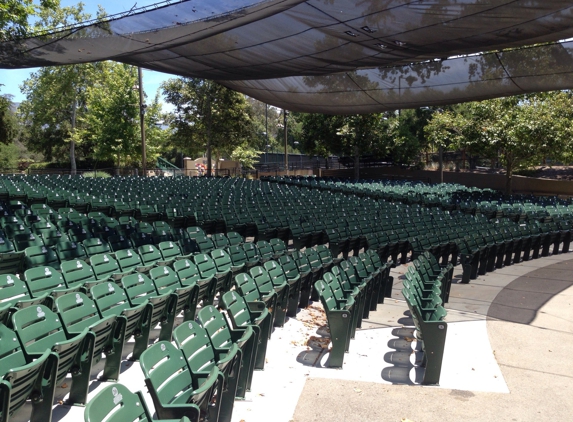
[
  {"left": 78, "top": 62, "right": 140, "bottom": 168},
  {"left": 300, "top": 112, "right": 387, "bottom": 179},
  {"left": 162, "top": 78, "right": 255, "bottom": 175},
  {"left": 0, "top": 0, "right": 57, "bottom": 41},
  {"left": 0, "top": 93, "right": 17, "bottom": 144},
  {"left": 425, "top": 92, "right": 573, "bottom": 194}
]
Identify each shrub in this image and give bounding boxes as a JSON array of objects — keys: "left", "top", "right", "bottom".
[{"left": 82, "top": 171, "right": 111, "bottom": 178}]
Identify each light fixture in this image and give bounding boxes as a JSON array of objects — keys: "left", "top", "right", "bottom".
[
  {"left": 345, "top": 30, "right": 357, "bottom": 37},
  {"left": 361, "top": 26, "right": 376, "bottom": 33},
  {"left": 395, "top": 40, "right": 407, "bottom": 47},
  {"left": 374, "top": 43, "right": 387, "bottom": 49}
]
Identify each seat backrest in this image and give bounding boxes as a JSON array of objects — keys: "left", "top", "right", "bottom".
[
  {"left": 228, "top": 245, "right": 247, "bottom": 266},
  {"left": 84, "top": 383, "right": 153, "bottom": 422},
  {"left": 121, "top": 273, "right": 157, "bottom": 301},
  {"left": 226, "top": 231, "right": 243, "bottom": 246},
  {"left": 249, "top": 266, "right": 274, "bottom": 295},
  {"left": 221, "top": 290, "right": 253, "bottom": 328},
  {"left": 0, "top": 273, "right": 31, "bottom": 306},
  {"left": 23, "top": 266, "right": 66, "bottom": 297},
  {"left": 173, "top": 320, "right": 218, "bottom": 376},
  {"left": 210, "top": 248, "right": 232, "bottom": 272},
  {"left": 107, "top": 234, "right": 132, "bottom": 252},
  {"left": 278, "top": 254, "right": 300, "bottom": 280},
  {"left": 11, "top": 304, "right": 69, "bottom": 354},
  {"left": 255, "top": 240, "right": 273, "bottom": 261},
  {"left": 172, "top": 258, "right": 202, "bottom": 286},
  {"left": 139, "top": 341, "right": 196, "bottom": 406},
  {"left": 234, "top": 273, "right": 262, "bottom": 302},
  {"left": 55, "top": 240, "right": 87, "bottom": 262},
  {"left": 60, "top": 259, "right": 96, "bottom": 287},
  {"left": 24, "top": 244, "right": 60, "bottom": 270},
  {"left": 82, "top": 237, "right": 111, "bottom": 257},
  {"left": 211, "top": 233, "right": 229, "bottom": 249},
  {"left": 137, "top": 244, "right": 163, "bottom": 266},
  {"left": 197, "top": 305, "right": 233, "bottom": 351},
  {"left": 90, "top": 253, "right": 121, "bottom": 280},
  {"left": 115, "top": 249, "right": 143, "bottom": 272},
  {"left": 157, "top": 241, "right": 181, "bottom": 261},
  {"left": 149, "top": 265, "right": 181, "bottom": 295},
  {"left": 241, "top": 242, "right": 260, "bottom": 263},
  {"left": 193, "top": 253, "right": 217, "bottom": 279},
  {"left": 263, "top": 260, "right": 287, "bottom": 287}
]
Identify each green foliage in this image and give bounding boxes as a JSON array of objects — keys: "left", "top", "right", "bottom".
[
  {"left": 0, "top": 0, "right": 58, "bottom": 40},
  {"left": 78, "top": 62, "right": 140, "bottom": 167},
  {"left": 231, "top": 145, "right": 262, "bottom": 169},
  {"left": 161, "top": 78, "right": 255, "bottom": 161},
  {"left": 82, "top": 171, "right": 111, "bottom": 178},
  {"left": 0, "top": 94, "right": 17, "bottom": 144},
  {"left": 425, "top": 92, "right": 573, "bottom": 193},
  {"left": 0, "top": 142, "right": 19, "bottom": 169}
]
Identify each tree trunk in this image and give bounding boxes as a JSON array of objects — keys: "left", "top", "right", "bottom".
[
  {"left": 70, "top": 100, "right": 77, "bottom": 175},
  {"left": 353, "top": 145, "right": 360, "bottom": 181},
  {"left": 206, "top": 93, "right": 212, "bottom": 177},
  {"left": 505, "top": 166, "right": 513, "bottom": 195}
]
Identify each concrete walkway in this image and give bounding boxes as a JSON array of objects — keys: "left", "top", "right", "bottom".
[
  {"left": 22, "top": 253, "right": 573, "bottom": 422},
  {"left": 291, "top": 254, "right": 573, "bottom": 422}
]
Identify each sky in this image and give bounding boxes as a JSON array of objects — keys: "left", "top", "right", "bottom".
[{"left": 0, "top": 0, "right": 176, "bottom": 109}]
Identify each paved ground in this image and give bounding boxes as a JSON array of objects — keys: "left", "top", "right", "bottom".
[{"left": 13, "top": 252, "right": 573, "bottom": 422}]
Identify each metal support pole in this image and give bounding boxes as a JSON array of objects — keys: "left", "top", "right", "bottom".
[
  {"left": 439, "top": 145, "right": 444, "bottom": 184},
  {"left": 207, "top": 90, "right": 212, "bottom": 177},
  {"left": 138, "top": 67, "right": 147, "bottom": 177},
  {"left": 284, "top": 109, "right": 288, "bottom": 174}
]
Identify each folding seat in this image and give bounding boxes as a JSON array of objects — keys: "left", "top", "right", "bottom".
[
  {"left": 323, "top": 271, "right": 362, "bottom": 331},
  {"left": 290, "top": 250, "right": 315, "bottom": 309},
  {"left": 226, "top": 232, "right": 245, "bottom": 246},
  {"left": 234, "top": 273, "right": 277, "bottom": 329},
  {"left": 23, "top": 213, "right": 43, "bottom": 227},
  {"left": 277, "top": 254, "right": 303, "bottom": 317},
  {"left": 120, "top": 273, "right": 176, "bottom": 342},
  {"left": 82, "top": 237, "right": 111, "bottom": 258},
  {"left": 24, "top": 244, "right": 60, "bottom": 270},
  {"left": 173, "top": 321, "right": 239, "bottom": 420},
  {"left": 194, "top": 235, "right": 215, "bottom": 253},
  {"left": 157, "top": 240, "right": 182, "bottom": 265},
  {"left": 90, "top": 282, "right": 151, "bottom": 362},
  {"left": 261, "top": 260, "right": 290, "bottom": 326},
  {"left": 211, "top": 233, "right": 230, "bottom": 249},
  {"left": 60, "top": 259, "right": 98, "bottom": 291},
  {"left": 46, "top": 192, "right": 68, "bottom": 209},
  {"left": 107, "top": 233, "right": 133, "bottom": 252},
  {"left": 84, "top": 383, "right": 193, "bottom": 422},
  {"left": 187, "top": 226, "right": 207, "bottom": 239},
  {"left": 11, "top": 305, "right": 94, "bottom": 405},
  {"left": 255, "top": 240, "right": 274, "bottom": 263},
  {"left": 197, "top": 305, "right": 257, "bottom": 398},
  {"left": 22, "top": 264, "right": 80, "bottom": 306},
  {"left": 149, "top": 265, "right": 198, "bottom": 322},
  {"left": 13, "top": 231, "right": 44, "bottom": 252},
  {"left": 0, "top": 273, "right": 50, "bottom": 323},
  {"left": 0, "top": 323, "right": 56, "bottom": 422},
  {"left": 139, "top": 341, "right": 223, "bottom": 422},
  {"left": 313, "top": 280, "right": 354, "bottom": 368},
  {"left": 67, "top": 226, "right": 92, "bottom": 244},
  {"left": 210, "top": 248, "right": 233, "bottom": 294},
  {"left": 239, "top": 242, "right": 261, "bottom": 268},
  {"left": 192, "top": 253, "right": 222, "bottom": 305},
  {"left": 55, "top": 292, "right": 123, "bottom": 381},
  {"left": 172, "top": 258, "right": 213, "bottom": 314},
  {"left": 110, "top": 200, "right": 135, "bottom": 219},
  {"left": 90, "top": 253, "right": 131, "bottom": 281},
  {"left": 163, "top": 207, "right": 187, "bottom": 230},
  {"left": 221, "top": 290, "right": 271, "bottom": 370}
]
